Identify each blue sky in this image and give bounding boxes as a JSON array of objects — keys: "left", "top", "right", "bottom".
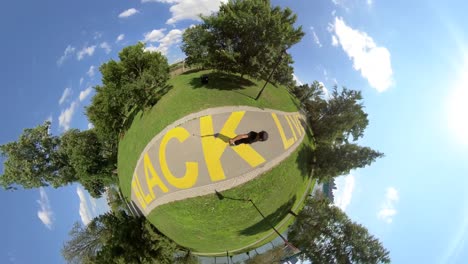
[{"left": 1, "top": 0, "right": 468, "bottom": 263}]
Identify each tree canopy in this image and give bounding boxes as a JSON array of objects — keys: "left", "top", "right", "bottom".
[
  {"left": 314, "top": 143, "right": 384, "bottom": 182},
  {"left": 86, "top": 42, "right": 171, "bottom": 144},
  {"left": 60, "top": 129, "right": 117, "bottom": 197},
  {"left": 0, "top": 123, "right": 115, "bottom": 197},
  {"left": 302, "top": 84, "right": 369, "bottom": 145},
  {"left": 294, "top": 82, "right": 383, "bottom": 182},
  {"left": 62, "top": 211, "right": 180, "bottom": 264},
  {"left": 288, "top": 195, "right": 391, "bottom": 264},
  {"left": 181, "top": 0, "right": 304, "bottom": 85},
  {"left": 0, "top": 121, "right": 74, "bottom": 189}
]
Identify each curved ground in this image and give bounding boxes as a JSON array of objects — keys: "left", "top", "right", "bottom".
[
  {"left": 131, "top": 106, "right": 307, "bottom": 214},
  {"left": 118, "top": 70, "right": 315, "bottom": 253}
]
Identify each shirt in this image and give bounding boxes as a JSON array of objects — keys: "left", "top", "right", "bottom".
[{"left": 234, "top": 131, "right": 258, "bottom": 145}]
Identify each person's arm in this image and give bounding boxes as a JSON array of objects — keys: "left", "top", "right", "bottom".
[{"left": 229, "top": 134, "right": 249, "bottom": 145}]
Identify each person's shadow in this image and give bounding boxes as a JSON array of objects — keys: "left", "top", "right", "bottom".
[{"left": 200, "top": 133, "right": 231, "bottom": 143}]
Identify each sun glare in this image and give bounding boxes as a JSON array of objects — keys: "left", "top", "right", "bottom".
[{"left": 446, "top": 68, "right": 468, "bottom": 146}]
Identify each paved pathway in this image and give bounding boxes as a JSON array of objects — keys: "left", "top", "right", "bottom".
[{"left": 130, "top": 106, "right": 307, "bottom": 215}]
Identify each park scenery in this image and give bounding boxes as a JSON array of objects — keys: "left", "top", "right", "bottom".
[{"left": 1, "top": 1, "right": 392, "bottom": 263}]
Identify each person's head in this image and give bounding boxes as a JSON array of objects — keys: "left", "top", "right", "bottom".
[{"left": 258, "top": 131, "right": 269, "bottom": 142}]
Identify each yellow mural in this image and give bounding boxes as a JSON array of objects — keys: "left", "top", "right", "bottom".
[{"left": 131, "top": 110, "right": 305, "bottom": 211}]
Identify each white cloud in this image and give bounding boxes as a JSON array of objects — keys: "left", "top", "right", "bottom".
[
  {"left": 118, "top": 8, "right": 139, "bottom": 18},
  {"left": 59, "top": 87, "right": 72, "bottom": 105},
  {"left": 292, "top": 74, "right": 303, "bottom": 86},
  {"left": 88, "top": 123, "right": 94, "bottom": 130},
  {"left": 77, "top": 186, "right": 93, "bottom": 225},
  {"left": 144, "top": 29, "right": 184, "bottom": 55},
  {"left": 116, "top": 34, "right": 125, "bottom": 43},
  {"left": 79, "top": 77, "right": 84, "bottom": 86},
  {"left": 76, "top": 186, "right": 111, "bottom": 225},
  {"left": 77, "top": 45, "right": 96, "bottom": 60},
  {"left": 377, "top": 187, "right": 399, "bottom": 223},
  {"left": 58, "top": 101, "right": 78, "bottom": 131},
  {"left": 331, "top": 35, "right": 338, "bottom": 46},
  {"left": 79, "top": 87, "right": 92, "bottom": 102},
  {"left": 330, "top": 17, "right": 393, "bottom": 92},
  {"left": 157, "top": 29, "right": 183, "bottom": 54},
  {"left": 142, "top": 0, "right": 227, "bottom": 24},
  {"left": 330, "top": 0, "right": 350, "bottom": 11},
  {"left": 87, "top": 65, "right": 95, "bottom": 78},
  {"left": 57, "top": 45, "right": 75, "bottom": 66},
  {"left": 143, "top": 28, "right": 167, "bottom": 43},
  {"left": 331, "top": 0, "right": 342, "bottom": 5},
  {"left": 144, "top": 45, "right": 159, "bottom": 53},
  {"left": 37, "top": 187, "right": 54, "bottom": 229},
  {"left": 310, "top": 27, "right": 322, "bottom": 48},
  {"left": 100, "top": 42, "right": 111, "bottom": 54},
  {"left": 333, "top": 174, "right": 355, "bottom": 211}
]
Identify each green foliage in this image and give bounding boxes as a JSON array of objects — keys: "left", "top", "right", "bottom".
[
  {"left": 0, "top": 122, "right": 116, "bottom": 196},
  {"left": 86, "top": 42, "right": 171, "bottom": 145},
  {"left": 0, "top": 121, "right": 74, "bottom": 189},
  {"left": 181, "top": 0, "right": 304, "bottom": 85},
  {"left": 61, "top": 221, "right": 104, "bottom": 264},
  {"left": 60, "top": 129, "right": 116, "bottom": 198},
  {"left": 304, "top": 85, "right": 369, "bottom": 145},
  {"left": 289, "top": 195, "right": 391, "bottom": 264},
  {"left": 118, "top": 70, "right": 310, "bottom": 252},
  {"left": 292, "top": 81, "right": 326, "bottom": 105},
  {"left": 181, "top": 25, "right": 211, "bottom": 68},
  {"left": 314, "top": 143, "right": 384, "bottom": 182},
  {"left": 106, "top": 186, "right": 127, "bottom": 213},
  {"left": 295, "top": 82, "right": 383, "bottom": 181},
  {"left": 62, "top": 211, "right": 180, "bottom": 264}
]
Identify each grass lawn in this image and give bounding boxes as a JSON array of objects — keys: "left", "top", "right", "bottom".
[{"left": 117, "top": 70, "right": 314, "bottom": 253}]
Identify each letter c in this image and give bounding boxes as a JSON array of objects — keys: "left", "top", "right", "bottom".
[{"left": 159, "top": 127, "right": 198, "bottom": 189}]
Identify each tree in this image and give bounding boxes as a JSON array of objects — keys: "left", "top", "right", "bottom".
[
  {"left": 181, "top": 25, "right": 212, "bottom": 68},
  {"left": 270, "top": 52, "right": 295, "bottom": 87},
  {"left": 293, "top": 81, "right": 326, "bottom": 104},
  {"left": 288, "top": 195, "right": 390, "bottom": 264},
  {"left": 304, "top": 85, "right": 369, "bottom": 145},
  {"left": 296, "top": 83, "right": 383, "bottom": 181},
  {"left": 86, "top": 43, "right": 171, "bottom": 144},
  {"left": 60, "top": 129, "right": 116, "bottom": 198},
  {"left": 62, "top": 211, "right": 180, "bottom": 264},
  {"left": 106, "top": 186, "right": 127, "bottom": 213},
  {"left": 314, "top": 143, "right": 384, "bottom": 182},
  {"left": 181, "top": 0, "right": 304, "bottom": 84},
  {"left": 61, "top": 221, "right": 105, "bottom": 264},
  {"left": 0, "top": 121, "right": 75, "bottom": 189},
  {"left": 0, "top": 122, "right": 118, "bottom": 195}
]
